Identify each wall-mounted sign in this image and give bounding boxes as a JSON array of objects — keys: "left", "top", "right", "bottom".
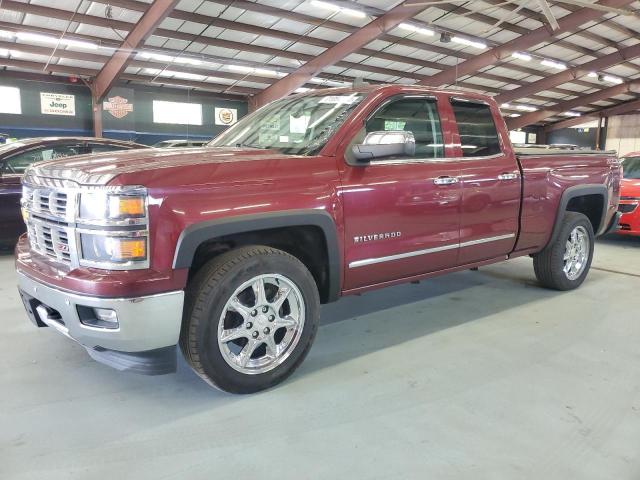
[
  {"left": 215, "top": 107, "right": 237, "bottom": 126},
  {"left": 40, "top": 92, "right": 75, "bottom": 116},
  {"left": 103, "top": 96, "right": 133, "bottom": 118}
]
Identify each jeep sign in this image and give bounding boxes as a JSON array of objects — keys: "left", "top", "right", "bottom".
[{"left": 40, "top": 93, "right": 76, "bottom": 116}]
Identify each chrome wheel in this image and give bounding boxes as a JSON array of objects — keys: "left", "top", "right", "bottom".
[
  {"left": 563, "top": 225, "right": 589, "bottom": 280},
  {"left": 217, "top": 274, "right": 305, "bottom": 375}
]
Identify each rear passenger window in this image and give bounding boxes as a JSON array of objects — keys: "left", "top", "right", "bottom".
[
  {"left": 451, "top": 100, "right": 501, "bottom": 158},
  {"left": 366, "top": 98, "right": 444, "bottom": 159}
]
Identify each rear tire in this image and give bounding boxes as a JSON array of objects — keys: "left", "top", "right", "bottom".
[
  {"left": 180, "top": 246, "right": 320, "bottom": 393},
  {"left": 533, "top": 212, "right": 594, "bottom": 290}
]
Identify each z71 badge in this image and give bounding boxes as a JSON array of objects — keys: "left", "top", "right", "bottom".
[{"left": 354, "top": 231, "right": 402, "bottom": 243}]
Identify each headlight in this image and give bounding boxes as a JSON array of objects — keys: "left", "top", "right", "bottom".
[
  {"left": 80, "top": 190, "right": 147, "bottom": 223},
  {"left": 79, "top": 232, "right": 148, "bottom": 268},
  {"left": 77, "top": 186, "right": 149, "bottom": 270}
]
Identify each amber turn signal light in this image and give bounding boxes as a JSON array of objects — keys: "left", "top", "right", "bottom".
[{"left": 109, "top": 196, "right": 145, "bottom": 218}]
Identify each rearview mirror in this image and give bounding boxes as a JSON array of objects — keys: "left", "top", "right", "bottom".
[{"left": 352, "top": 131, "right": 415, "bottom": 161}]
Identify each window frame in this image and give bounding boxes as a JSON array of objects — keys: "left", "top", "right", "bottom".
[
  {"left": 449, "top": 97, "right": 504, "bottom": 160},
  {"left": 346, "top": 94, "right": 448, "bottom": 166}
]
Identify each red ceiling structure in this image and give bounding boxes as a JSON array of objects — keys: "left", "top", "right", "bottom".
[{"left": 0, "top": 0, "right": 637, "bottom": 133}]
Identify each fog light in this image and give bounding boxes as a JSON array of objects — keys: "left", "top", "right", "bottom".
[
  {"left": 94, "top": 308, "right": 118, "bottom": 325},
  {"left": 77, "top": 305, "right": 119, "bottom": 329}
]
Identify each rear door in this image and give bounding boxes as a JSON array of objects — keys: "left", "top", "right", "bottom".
[
  {"left": 339, "top": 94, "right": 462, "bottom": 290},
  {"left": 450, "top": 98, "right": 520, "bottom": 264}
]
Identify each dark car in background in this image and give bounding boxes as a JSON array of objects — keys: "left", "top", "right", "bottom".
[
  {"left": 0, "top": 137, "right": 148, "bottom": 248},
  {"left": 152, "top": 139, "right": 210, "bottom": 148}
]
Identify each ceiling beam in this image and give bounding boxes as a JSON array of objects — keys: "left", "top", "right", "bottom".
[
  {"left": 534, "top": 0, "right": 560, "bottom": 30},
  {"left": 92, "top": 0, "right": 179, "bottom": 101},
  {"left": 0, "top": 57, "right": 255, "bottom": 97},
  {"left": 481, "top": 0, "right": 632, "bottom": 51},
  {"left": 495, "top": 42, "right": 640, "bottom": 105},
  {"left": 545, "top": 97, "right": 640, "bottom": 131},
  {"left": 507, "top": 80, "right": 640, "bottom": 129},
  {"left": 252, "top": 1, "right": 428, "bottom": 107},
  {"left": 0, "top": 21, "right": 602, "bottom": 105},
  {"left": 0, "top": 0, "right": 600, "bottom": 97},
  {"left": 418, "top": 0, "right": 637, "bottom": 87}
]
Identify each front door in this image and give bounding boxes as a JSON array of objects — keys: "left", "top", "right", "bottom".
[
  {"left": 339, "top": 95, "right": 461, "bottom": 290},
  {"left": 449, "top": 99, "right": 520, "bottom": 264}
]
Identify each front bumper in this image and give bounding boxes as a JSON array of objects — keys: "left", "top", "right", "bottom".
[{"left": 17, "top": 271, "right": 184, "bottom": 374}]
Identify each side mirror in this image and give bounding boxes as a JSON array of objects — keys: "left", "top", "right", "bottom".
[{"left": 351, "top": 131, "right": 416, "bottom": 161}]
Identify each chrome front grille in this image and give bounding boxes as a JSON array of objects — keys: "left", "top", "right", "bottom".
[
  {"left": 22, "top": 183, "right": 78, "bottom": 267},
  {"left": 22, "top": 186, "right": 73, "bottom": 221},
  {"left": 26, "top": 220, "right": 72, "bottom": 264}
]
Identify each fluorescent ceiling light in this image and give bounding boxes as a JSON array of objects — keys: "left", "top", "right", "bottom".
[
  {"left": 516, "top": 105, "right": 537, "bottom": 112},
  {"left": 0, "top": 48, "right": 8, "bottom": 56},
  {"left": 142, "top": 52, "right": 204, "bottom": 66},
  {"left": 501, "top": 103, "right": 511, "bottom": 108},
  {"left": 141, "top": 52, "right": 174, "bottom": 62},
  {"left": 16, "top": 32, "right": 58, "bottom": 44},
  {"left": 511, "top": 52, "right": 532, "bottom": 61},
  {"left": 295, "top": 87, "right": 312, "bottom": 93},
  {"left": 16, "top": 32, "right": 98, "bottom": 49},
  {"left": 254, "top": 68, "right": 279, "bottom": 76},
  {"left": 310, "top": 1, "right": 366, "bottom": 18},
  {"left": 228, "top": 64, "right": 281, "bottom": 76},
  {"left": 451, "top": 36, "right": 487, "bottom": 49},
  {"left": 167, "top": 71, "right": 204, "bottom": 81},
  {"left": 510, "top": 113, "right": 521, "bottom": 117},
  {"left": 398, "top": 23, "right": 434, "bottom": 36},
  {"left": 587, "top": 71, "right": 598, "bottom": 77},
  {"left": 563, "top": 111, "right": 581, "bottom": 117},
  {"left": 173, "top": 57, "right": 202, "bottom": 66},
  {"left": 62, "top": 39, "right": 98, "bottom": 50},
  {"left": 0, "top": 30, "right": 15, "bottom": 39},
  {"left": 310, "top": 77, "right": 348, "bottom": 86},
  {"left": 144, "top": 68, "right": 162, "bottom": 75},
  {"left": 228, "top": 64, "right": 253, "bottom": 73},
  {"left": 541, "top": 59, "right": 567, "bottom": 70},
  {"left": 602, "top": 74, "right": 623, "bottom": 84}
]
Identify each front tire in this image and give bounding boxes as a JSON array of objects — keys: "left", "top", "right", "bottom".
[
  {"left": 533, "top": 212, "right": 594, "bottom": 290},
  {"left": 180, "top": 246, "right": 320, "bottom": 393}
]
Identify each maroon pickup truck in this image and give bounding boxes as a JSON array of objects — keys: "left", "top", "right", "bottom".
[{"left": 15, "top": 85, "right": 621, "bottom": 393}]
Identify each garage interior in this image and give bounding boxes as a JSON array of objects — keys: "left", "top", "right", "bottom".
[{"left": 1, "top": 0, "right": 639, "bottom": 478}]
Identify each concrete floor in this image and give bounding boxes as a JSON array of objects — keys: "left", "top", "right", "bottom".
[{"left": 1, "top": 235, "right": 639, "bottom": 480}]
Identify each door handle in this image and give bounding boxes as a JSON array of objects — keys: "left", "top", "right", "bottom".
[
  {"left": 433, "top": 176, "right": 459, "bottom": 185},
  {"left": 498, "top": 173, "right": 519, "bottom": 181}
]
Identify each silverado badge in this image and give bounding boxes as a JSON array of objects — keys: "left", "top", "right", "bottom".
[{"left": 354, "top": 231, "right": 402, "bottom": 243}]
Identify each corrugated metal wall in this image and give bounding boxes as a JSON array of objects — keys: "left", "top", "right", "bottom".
[{"left": 605, "top": 114, "right": 640, "bottom": 157}]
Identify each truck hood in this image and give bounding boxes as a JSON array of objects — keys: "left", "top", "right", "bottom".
[{"left": 25, "top": 147, "right": 283, "bottom": 186}]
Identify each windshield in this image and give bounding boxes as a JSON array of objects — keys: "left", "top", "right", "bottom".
[
  {"left": 622, "top": 156, "right": 640, "bottom": 179},
  {"left": 209, "top": 92, "right": 365, "bottom": 155}
]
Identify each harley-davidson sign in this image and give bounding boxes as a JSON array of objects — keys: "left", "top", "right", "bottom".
[{"left": 103, "top": 96, "right": 133, "bottom": 119}]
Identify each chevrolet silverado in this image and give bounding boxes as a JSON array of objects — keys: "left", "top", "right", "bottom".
[{"left": 15, "top": 85, "right": 621, "bottom": 393}]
